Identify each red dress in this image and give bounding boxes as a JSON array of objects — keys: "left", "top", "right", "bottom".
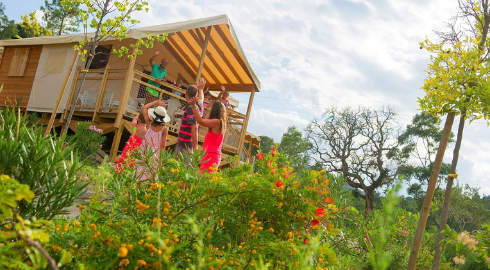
[
  {"left": 115, "top": 135, "right": 143, "bottom": 173},
  {"left": 200, "top": 129, "right": 224, "bottom": 173}
]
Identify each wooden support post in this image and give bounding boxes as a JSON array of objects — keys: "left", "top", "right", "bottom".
[
  {"left": 195, "top": 26, "right": 212, "bottom": 82},
  {"left": 407, "top": 112, "right": 456, "bottom": 270},
  {"left": 237, "top": 89, "right": 255, "bottom": 159},
  {"left": 110, "top": 122, "right": 124, "bottom": 162},
  {"left": 92, "top": 65, "right": 110, "bottom": 122},
  {"left": 62, "top": 67, "right": 81, "bottom": 122},
  {"left": 115, "top": 49, "right": 138, "bottom": 129},
  {"left": 44, "top": 52, "right": 79, "bottom": 137},
  {"left": 247, "top": 139, "right": 253, "bottom": 163}
]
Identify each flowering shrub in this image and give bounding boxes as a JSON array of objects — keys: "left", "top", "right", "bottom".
[
  {"left": 71, "top": 122, "right": 106, "bottom": 160},
  {"left": 442, "top": 224, "right": 490, "bottom": 269},
  {"left": 41, "top": 148, "right": 339, "bottom": 269}
]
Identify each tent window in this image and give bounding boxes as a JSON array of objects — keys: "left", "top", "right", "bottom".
[
  {"left": 89, "top": 45, "right": 112, "bottom": 69},
  {"left": 8, "top": 47, "right": 30, "bottom": 77}
]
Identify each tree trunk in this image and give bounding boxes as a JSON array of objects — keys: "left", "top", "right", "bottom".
[
  {"left": 407, "top": 112, "right": 455, "bottom": 270},
  {"left": 432, "top": 111, "right": 465, "bottom": 270},
  {"left": 63, "top": 47, "right": 95, "bottom": 133},
  {"left": 365, "top": 189, "right": 374, "bottom": 212}
]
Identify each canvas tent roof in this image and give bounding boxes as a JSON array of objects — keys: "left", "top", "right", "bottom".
[{"left": 0, "top": 14, "right": 260, "bottom": 93}]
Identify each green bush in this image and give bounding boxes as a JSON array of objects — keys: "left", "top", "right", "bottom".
[
  {"left": 71, "top": 121, "right": 106, "bottom": 161},
  {"left": 0, "top": 107, "right": 86, "bottom": 220}
]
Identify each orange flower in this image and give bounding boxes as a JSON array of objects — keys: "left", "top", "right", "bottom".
[
  {"left": 304, "top": 239, "right": 309, "bottom": 244},
  {"left": 257, "top": 153, "right": 264, "bottom": 161},
  {"left": 324, "top": 197, "right": 334, "bottom": 204}
]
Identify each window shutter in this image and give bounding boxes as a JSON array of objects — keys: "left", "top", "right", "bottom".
[{"left": 8, "top": 48, "right": 30, "bottom": 77}]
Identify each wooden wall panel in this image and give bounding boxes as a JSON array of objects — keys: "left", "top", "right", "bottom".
[{"left": 0, "top": 45, "right": 42, "bottom": 108}]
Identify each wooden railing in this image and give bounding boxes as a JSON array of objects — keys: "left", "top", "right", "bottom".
[{"left": 64, "top": 67, "right": 248, "bottom": 156}]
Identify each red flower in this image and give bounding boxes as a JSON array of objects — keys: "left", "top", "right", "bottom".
[
  {"left": 257, "top": 153, "right": 264, "bottom": 161},
  {"left": 304, "top": 239, "right": 309, "bottom": 244},
  {"left": 324, "top": 197, "right": 334, "bottom": 204},
  {"left": 275, "top": 180, "right": 283, "bottom": 188},
  {"left": 271, "top": 145, "right": 278, "bottom": 156},
  {"left": 311, "top": 219, "right": 319, "bottom": 226},
  {"left": 315, "top": 208, "right": 325, "bottom": 217},
  {"left": 271, "top": 168, "right": 277, "bottom": 175}
]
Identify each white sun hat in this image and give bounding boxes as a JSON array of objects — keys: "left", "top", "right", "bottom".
[{"left": 148, "top": 106, "right": 171, "bottom": 123}]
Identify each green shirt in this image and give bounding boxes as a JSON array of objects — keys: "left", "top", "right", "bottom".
[{"left": 146, "top": 63, "right": 167, "bottom": 97}]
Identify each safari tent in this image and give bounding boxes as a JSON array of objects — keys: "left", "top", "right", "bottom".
[{"left": 0, "top": 14, "right": 260, "bottom": 164}]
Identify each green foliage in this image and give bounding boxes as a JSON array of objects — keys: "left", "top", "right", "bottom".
[
  {"left": 258, "top": 135, "right": 275, "bottom": 156},
  {"left": 418, "top": 4, "right": 490, "bottom": 123},
  {"left": 278, "top": 126, "right": 310, "bottom": 174},
  {"left": 443, "top": 224, "right": 490, "bottom": 269},
  {"left": 16, "top": 11, "right": 52, "bottom": 38},
  {"left": 397, "top": 113, "right": 453, "bottom": 188},
  {"left": 41, "top": 0, "right": 81, "bottom": 35},
  {"left": 71, "top": 121, "right": 106, "bottom": 161},
  {"left": 0, "top": 107, "right": 86, "bottom": 220},
  {"left": 43, "top": 148, "right": 339, "bottom": 269},
  {"left": 59, "top": 0, "right": 166, "bottom": 61},
  {"left": 0, "top": 174, "right": 61, "bottom": 270},
  {"left": 331, "top": 184, "right": 434, "bottom": 270},
  {"left": 0, "top": 2, "right": 18, "bottom": 39},
  {"left": 445, "top": 184, "right": 490, "bottom": 232}
]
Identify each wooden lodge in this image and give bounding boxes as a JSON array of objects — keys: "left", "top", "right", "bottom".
[{"left": 0, "top": 15, "right": 260, "bottom": 165}]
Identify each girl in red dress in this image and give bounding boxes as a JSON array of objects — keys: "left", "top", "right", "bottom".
[{"left": 188, "top": 96, "right": 227, "bottom": 173}]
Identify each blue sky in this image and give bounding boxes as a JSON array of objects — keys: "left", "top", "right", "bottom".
[{"left": 3, "top": 0, "right": 490, "bottom": 194}]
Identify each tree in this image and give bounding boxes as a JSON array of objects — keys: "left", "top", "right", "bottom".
[
  {"left": 398, "top": 113, "right": 453, "bottom": 208},
  {"left": 258, "top": 135, "right": 274, "bottom": 155},
  {"left": 60, "top": 0, "right": 167, "bottom": 132},
  {"left": 408, "top": 0, "right": 490, "bottom": 268},
  {"left": 16, "top": 11, "right": 52, "bottom": 38},
  {"left": 305, "top": 107, "right": 406, "bottom": 212},
  {"left": 446, "top": 184, "right": 490, "bottom": 231},
  {"left": 41, "top": 0, "right": 80, "bottom": 35},
  {"left": 0, "top": 2, "right": 18, "bottom": 39},
  {"left": 278, "top": 126, "right": 310, "bottom": 173}
]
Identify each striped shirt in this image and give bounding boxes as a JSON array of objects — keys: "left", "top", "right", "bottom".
[{"left": 177, "top": 101, "right": 203, "bottom": 148}]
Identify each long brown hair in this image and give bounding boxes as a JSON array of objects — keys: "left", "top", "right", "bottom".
[{"left": 208, "top": 101, "right": 226, "bottom": 133}]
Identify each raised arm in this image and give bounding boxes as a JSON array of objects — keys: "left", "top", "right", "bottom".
[
  {"left": 188, "top": 97, "right": 220, "bottom": 128},
  {"left": 148, "top": 49, "right": 160, "bottom": 66},
  {"left": 160, "top": 127, "right": 168, "bottom": 150},
  {"left": 196, "top": 77, "right": 206, "bottom": 102},
  {"left": 142, "top": 100, "right": 165, "bottom": 125}
]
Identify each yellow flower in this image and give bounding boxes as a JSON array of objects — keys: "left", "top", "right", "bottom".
[
  {"left": 78, "top": 204, "right": 86, "bottom": 211},
  {"left": 278, "top": 202, "right": 283, "bottom": 209},
  {"left": 55, "top": 225, "right": 61, "bottom": 232},
  {"left": 119, "top": 259, "right": 130, "bottom": 266},
  {"left": 103, "top": 202, "right": 109, "bottom": 206},
  {"left": 287, "top": 232, "right": 293, "bottom": 238},
  {"left": 118, "top": 246, "right": 128, "bottom": 257},
  {"left": 137, "top": 259, "right": 147, "bottom": 267},
  {"left": 90, "top": 224, "right": 96, "bottom": 230},
  {"left": 74, "top": 221, "right": 80, "bottom": 228},
  {"left": 269, "top": 228, "right": 274, "bottom": 233},
  {"left": 52, "top": 246, "right": 62, "bottom": 252},
  {"left": 64, "top": 224, "right": 69, "bottom": 232}
]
